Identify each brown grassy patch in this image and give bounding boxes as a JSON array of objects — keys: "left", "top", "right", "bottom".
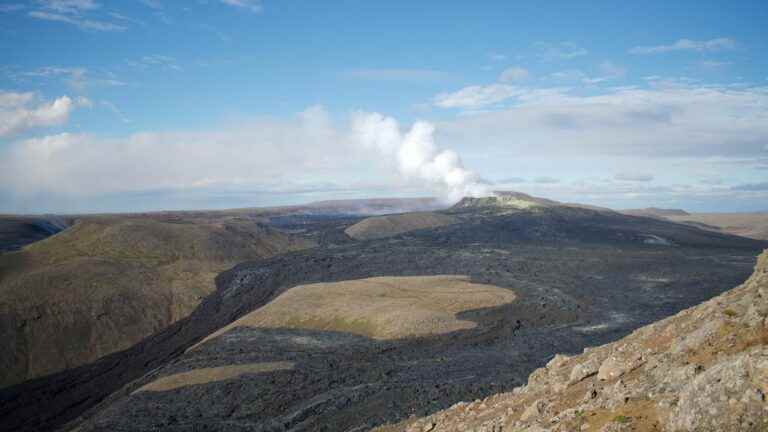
[
  {"left": 576, "top": 400, "right": 664, "bottom": 432},
  {"left": 196, "top": 275, "right": 516, "bottom": 345},
  {"left": 135, "top": 362, "right": 294, "bottom": 393}
]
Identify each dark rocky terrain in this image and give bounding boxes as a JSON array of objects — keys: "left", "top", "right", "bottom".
[
  {"left": 0, "top": 194, "right": 766, "bottom": 431},
  {"left": 379, "top": 250, "right": 768, "bottom": 432}
]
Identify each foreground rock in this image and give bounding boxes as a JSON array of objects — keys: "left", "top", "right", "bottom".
[{"left": 377, "top": 250, "right": 768, "bottom": 432}]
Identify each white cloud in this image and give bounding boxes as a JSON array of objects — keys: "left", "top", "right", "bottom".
[
  {"left": 433, "top": 84, "right": 525, "bottom": 109},
  {"left": 0, "top": 91, "right": 87, "bottom": 138},
  {"left": 535, "top": 41, "right": 588, "bottom": 60},
  {"left": 36, "top": 0, "right": 100, "bottom": 14},
  {"left": 220, "top": 0, "right": 262, "bottom": 13},
  {"left": 28, "top": 10, "right": 125, "bottom": 31},
  {"left": 498, "top": 67, "right": 529, "bottom": 83},
  {"left": 343, "top": 68, "right": 450, "bottom": 82},
  {"left": 629, "top": 38, "right": 737, "bottom": 54}
]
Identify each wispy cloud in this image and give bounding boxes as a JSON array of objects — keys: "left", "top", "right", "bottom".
[
  {"left": 28, "top": 10, "right": 125, "bottom": 31},
  {"left": 129, "top": 55, "right": 181, "bottom": 71},
  {"left": 699, "top": 60, "right": 731, "bottom": 68},
  {"left": 36, "top": 0, "right": 100, "bottom": 14},
  {"left": 433, "top": 84, "right": 526, "bottom": 109},
  {"left": 535, "top": 41, "right": 588, "bottom": 60},
  {"left": 100, "top": 100, "right": 131, "bottom": 123},
  {"left": 26, "top": 0, "right": 126, "bottom": 31},
  {"left": 220, "top": 0, "right": 262, "bottom": 13},
  {"left": 343, "top": 68, "right": 450, "bottom": 82},
  {"left": 139, "top": 0, "right": 162, "bottom": 9},
  {"left": 582, "top": 61, "right": 626, "bottom": 84},
  {"left": 498, "top": 66, "right": 529, "bottom": 83},
  {"left": 488, "top": 52, "right": 507, "bottom": 62},
  {"left": 18, "top": 66, "right": 127, "bottom": 90},
  {"left": 629, "top": 38, "right": 737, "bottom": 54}
]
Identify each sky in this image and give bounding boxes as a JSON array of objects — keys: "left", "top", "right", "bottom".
[{"left": 1, "top": 0, "right": 767, "bottom": 214}]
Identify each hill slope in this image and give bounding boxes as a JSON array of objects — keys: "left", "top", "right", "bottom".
[
  {"left": 379, "top": 250, "right": 768, "bottom": 432},
  {"left": 0, "top": 216, "right": 313, "bottom": 388},
  {"left": 0, "top": 215, "right": 71, "bottom": 253},
  {"left": 345, "top": 212, "right": 458, "bottom": 240}
]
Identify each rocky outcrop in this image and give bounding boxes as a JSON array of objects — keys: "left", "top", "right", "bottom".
[
  {"left": 377, "top": 250, "right": 768, "bottom": 432},
  {"left": 452, "top": 191, "right": 560, "bottom": 211}
]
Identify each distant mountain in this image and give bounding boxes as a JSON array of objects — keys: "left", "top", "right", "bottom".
[
  {"left": 622, "top": 207, "right": 691, "bottom": 218},
  {"left": 664, "top": 212, "right": 768, "bottom": 241},
  {"left": 302, "top": 197, "right": 445, "bottom": 215}
]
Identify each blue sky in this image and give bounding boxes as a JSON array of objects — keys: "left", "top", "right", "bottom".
[{"left": 1, "top": 0, "right": 767, "bottom": 213}]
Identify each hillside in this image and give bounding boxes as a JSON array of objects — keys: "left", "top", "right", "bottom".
[
  {"left": 0, "top": 215, "right": 313, "bottom": 388},
  {"left": 621, "top": 208, "right": 691, "bottom": 218},
  {"left": 0, "top": 215, "right": 72, "bottom": 253},
  {"left": 345, "top": 212, "right": 458, "bottom": 240},
  {"left": 378, "top": 250, "right": 768, "bottom": 432}
]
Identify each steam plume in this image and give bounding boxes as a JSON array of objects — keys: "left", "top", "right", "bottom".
[{"left": 351, "top": 112, "right": 490, "bottom": 203}]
